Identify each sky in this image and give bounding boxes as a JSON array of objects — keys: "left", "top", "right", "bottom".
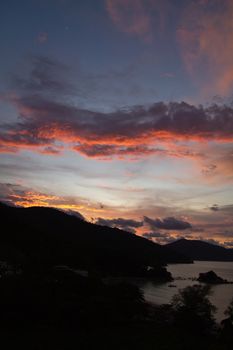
[{"left": 0, "top": 0, "right": 233, "bottom": 246}]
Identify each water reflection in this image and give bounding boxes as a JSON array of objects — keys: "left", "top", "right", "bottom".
[{"left": 141, "top": 261, "right": 233, "bottom": 322}]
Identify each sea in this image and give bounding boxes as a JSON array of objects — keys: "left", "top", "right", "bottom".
[{"left": 139, "top": 261, "right": 233, "bottom": 323}]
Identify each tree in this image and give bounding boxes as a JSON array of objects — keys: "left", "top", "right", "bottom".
[
  {"left": 171, "top": 284, "right": 216, "bottom": 333},
  {"left": 220, "top": 297, "right": 233, "bottom": 343},
  {"left": 225, "top": 297, "right": 233, "bottom": 321}
]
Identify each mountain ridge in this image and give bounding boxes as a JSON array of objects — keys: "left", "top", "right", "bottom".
[
  {"left": 0, "top": 202, "right": 191, "bottom": 275},
  {"left": 166, "top": 238, "right": 233, "bottom": 262}
]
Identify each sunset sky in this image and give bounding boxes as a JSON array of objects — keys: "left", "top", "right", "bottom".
[{"left": 0, "top": 0, "right": 233, "bottom": 246}]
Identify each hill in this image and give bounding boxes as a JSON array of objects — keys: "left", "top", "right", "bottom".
[
  {"left": 0, "top": 203, "right": 191, "bottom": 276},
  {"left": 166, "top": 238, "right": 233, "bottom": 262}
]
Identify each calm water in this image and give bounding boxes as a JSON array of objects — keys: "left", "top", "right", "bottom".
[{"left": 140, "top": 261, "right": 233, "bottom": 323}]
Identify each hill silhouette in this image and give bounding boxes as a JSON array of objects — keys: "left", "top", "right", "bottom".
[
  {"left": 166, "top": 238, "right": 233, "bottom": 262},
  {"left": 0, "top": 203, "right": 191, "bottom": 276}
]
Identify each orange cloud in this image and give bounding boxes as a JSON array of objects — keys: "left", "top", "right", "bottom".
[
  {"left": 0, "top": 184, "right": 110, "bottom": 219},
  {"left": 10, "top": 191, "right": 59, "bottom": 208},
  {"left": 1, "top": 95, "right": 233, "bottom": 160}
]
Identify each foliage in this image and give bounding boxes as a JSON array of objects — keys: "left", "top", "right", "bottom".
[
  {"left": 171, "top": 284, "right": 216, "bottom": 333},
  {"left": 224, "top": 297, "right": 233, "bottom": 320}
]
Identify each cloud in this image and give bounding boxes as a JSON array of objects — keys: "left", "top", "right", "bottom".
[
  {"left": 106, "top": 0, "right": 172, "bottom": 42},
  {"left": 11, "top": 55, "right": 74, "bottom": 95},
  {"left": 142, "top": 231, "right": 180, "bottom": 244},
  {"left": 1, "top": 90, "right": 233, "bottom": 159},
  {"left": 201, "top": 164, "right": 217, "bottom": 175},
  {"left": 161, "top": 72, "right": 175, "bottom": 79},
  {"left": 0, "top": 183, "right": 106, "bottom": 217},
  {"left": 200, "top": 238, "right": 222, "bottom": 246},
  {"left": 209, "top": 204, "right": 219, "bottom": 211},
  {"left": 1, "top": 56, "right": 232, "bottom": 162},
  {"left": 219, "top": 204, "right": 233, "bottom": 215},
  {"left": 177, "top": 0, "right": 233, "bottom": 96},
  {"left": 142, "top": 231, "right": 165, "bottom": 239},
  {"left": 65, "top": 209, "right": 85, "bottom": 221},
  {"left": 74, "top": 144, "right": 157, "bottom": 158},
  {"left": 0, "top": 183, "right": 59, "bottom": 207},
  {"left": 37, "top": 32, "right": 48, "bottom": 44},
  {"left": 73, "top": 143, "right": 200, "bottom": 160},
  {"left": 95, "top": 217, "right": 143, "bottom": 233},
  {"left": 217, "top": 231, "right": 233, "bottom": 238},
  {"left": 0, "top": 183, "right": 86, "bottom": 220},
  {"left": 224, "top": 241, "right": 233, "bottom": 248},
  {"left": 189, "top": 235, "right": 233, "bottom": 248},
  {"left": 144, "top": 216, "right": 192, "bottom": 230},
  {"left": 106, "top": 0, "right": 152, "bottom": 41}
]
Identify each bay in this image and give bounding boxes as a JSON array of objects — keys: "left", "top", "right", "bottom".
[{"left": 140, "top": 261, "right": 233, "bottom": 323}]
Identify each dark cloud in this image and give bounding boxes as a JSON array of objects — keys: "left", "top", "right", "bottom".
[
  {"left": 142, "top": 232, "right": 166, "bottom": 239},
  {"left": 209, "top": 204, "right": 219, "bottom": 211},
  {"left": 73, "top": 144, "right": 162, "bottom": 158},
  {"left": 224, "top": 241, "right": 233, "bottom": 248},
  {"left": 11, "top": 55, "right": 74, "bottom": 96},
  {"left": 217, "top": 230, "right": 233, "bottom": 238},
  {"left": 1, "top": 93, "right": 233, "bottom": 158},
  {"left": 191, "top": 227, "right": 204, "bottom": 233},
  {"left": 219, "top": 204, "right": 233, "bottom": 214},
  {"left": 73, "top": 143, "right": 201, "bottom": 159},
  {"left": 95, "top": 217, "right": 143, "bottom": 233},
  {"left": 201, "top": 238, "right": 222, "bottom": 246},
  {"left": 65, "top": 209, "right": 85, "bottom": 221},
  {"left": 0, "top": 183, "right": 28, "bottom": 204},
  {"left": 1, "top": 56, "right": 233, "bottom": 158},
  {"left": 37, "top": 32, "right": 48, "bottom": 44},
  {"left": 144, "top": 216, "right": 192, "bottom": 230},
  {"left": 202, "top": 164, "right": 217, "bottom": 175}
]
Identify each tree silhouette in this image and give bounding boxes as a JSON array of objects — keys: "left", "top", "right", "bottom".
[
  {"left": 224, "top": 297, "right": 233, "bottom": 320},
  {"left": 171, "top": 284, "right": 216, "bottom": 333},
  {"left": 220, "top": 297, "right": 233, "bottom": 344}
]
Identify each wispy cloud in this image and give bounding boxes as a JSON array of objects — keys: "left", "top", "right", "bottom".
[
  {"left": 95, "top": 217, "right": 143, "bottom": 233},
  {"left": 105, "top": 0, "right": 171, "bottom": 42},
  {"left": 0, "top": 183, "right": 106, "bottom": 218},
  {"left": 106, "top": 0, "right": 153, "bottom": 41},
  {"left": 37, "top": 32, "right": 48, "bottom": 44},
  {"left": 177, "top": 0, "right": 233, "bottom": 96}
]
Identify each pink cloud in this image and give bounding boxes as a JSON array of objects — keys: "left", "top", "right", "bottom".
[
  {"left": 177, "top": 0, "right": 233, "bottom": 96},
  {"left": 106, "top": 0, "right": 152, "bottom": 41},
  {"left": 1, "top": 95, "right": 233, "bottom": 160}
]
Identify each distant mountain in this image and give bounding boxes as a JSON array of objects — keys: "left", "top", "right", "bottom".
[
  {"left": 0, "top": 203, "right": 191, "bottom": 275},
  {"left": 166, "top": 238, "right": 233, "bottom": 262}
]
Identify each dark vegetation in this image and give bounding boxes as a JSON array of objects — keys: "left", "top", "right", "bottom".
[
  {"left": 171, "top": 284, "right": 216, "bottom": 332},
  {"left": 0, "top": 262, "right": 232, "bottom": 350},
  {"left": 221, "top": 297, "right": 233, "bottom": 343},
  {"left": 0, "top": 203, "right": 232, "bottom": 349},
  {"left": 166, "top": 238, "right": 233, "bottom": 261}
]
